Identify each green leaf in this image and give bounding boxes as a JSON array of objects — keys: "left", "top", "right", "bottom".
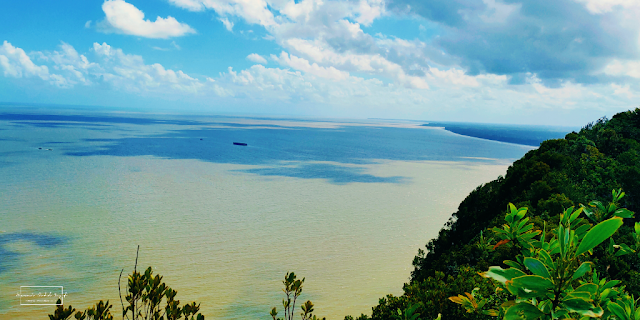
[
  {"left": 504, "top": 302, "right": 544, "bottom": 320},
  {"left": 537, "top": 250, "right": 554, "bottom": 270},
  {"left": 573, "top": 283, "right": 598, "bottom": 295},
  {"left": 482, "top": 266, "right": 526, "bottom": 285},
  {"left": 635, "top": 222, "right": 640, "bottom": 235},
  {"left": 570, "top": 207, "right": 583, "bottom": 223},
  {"left": 615, "top": 243, "right": 636, "bottom": 256},
  {"left": 510, "top": 275, "right": 554, "bottom": 292},
  {"left": 615, "top": 208, "right": 635, "bottom": 218},
  {"left": 563, "top": 298, "right": 600, "bottom": 316},
  {"left": 571, "top": 262, "right": 593, "bottom": 281},
  {"left": 565, "top": 291, "right": 591, "bottom": 300},
  {"left": 576, "top": 217, "right": 623, "bottom": 256},
  {"left": 601, "top": 280, "right": 621, "bottom": 291},
  {"left": 607, "top": 302, "right": 627, "bottom": 320},
  {"left": 575, "top": 224, "right": 590, "bottom": 237},
  {"left": 523, "top": 258, "right": 551, "bottom": 278},
  {"left": 592, "top": 201, "right": 606, "bottom": 213},
  {"left": 516, "top": 207, "right": 527, "bottom": 221}
]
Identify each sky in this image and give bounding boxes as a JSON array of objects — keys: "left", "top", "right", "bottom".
[{"left": 1, "top": 0, "right": 640, "bottom": 125}]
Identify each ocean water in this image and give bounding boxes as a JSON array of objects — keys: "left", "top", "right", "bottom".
[{"left": 0, "top": 107, "right": 542, "bottom": 319}]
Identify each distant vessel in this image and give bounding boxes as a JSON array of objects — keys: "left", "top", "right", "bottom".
[{"left": 233, "top": 142, "right": 247, "bottom": 146}]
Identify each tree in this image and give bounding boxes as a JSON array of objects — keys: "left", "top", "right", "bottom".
[
  {"left": 270, "top": 272, "right": 325, "bottom": 320},
  {"left": 48, "top": 247, "right": 204, "bottom": 320}
]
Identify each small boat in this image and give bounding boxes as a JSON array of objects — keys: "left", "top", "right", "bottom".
[{"left": 233, "top": 142, "right": 248, "bottom": 146}]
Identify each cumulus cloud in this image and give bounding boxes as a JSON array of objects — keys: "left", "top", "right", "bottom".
[
  {"left": 101, "top": 0, "right": 196, "bottom": 39},
  {"left": 272, "top": 51, "right": 350, "bottom": 80},
  {"left": 1, "top": 41, "right": 204, "bottom": 93},
  {"left": 4, "top": 40, "right": 640, "bottom": 125},
  {"left": 91, "top": 42, "right": 203, "bottom": 93},
  {"left": 165, "top": 0, "right": 436, "bottom": 89},
  {"left": 158, "top": 0, "right": 640, "bottom": 99},
  {"left": 0, "top": 41, "right": 72, "bottom": 87},
  {"left": 0, "top": 41, "right": 50, "bottom": 80},
  {"left": 247, "top": 53, "right": 268, "bottom": 64},
  {"left": 387, "top": 0, "right": 640, "bottom": 84}
]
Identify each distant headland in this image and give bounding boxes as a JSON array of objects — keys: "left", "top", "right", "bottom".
[{"left": 421, "top": 121, "right": 578, "bottom": 147}]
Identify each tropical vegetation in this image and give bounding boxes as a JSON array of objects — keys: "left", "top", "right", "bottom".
[{"left": 49, "top": 108, "right": 640, "bottom": 319}]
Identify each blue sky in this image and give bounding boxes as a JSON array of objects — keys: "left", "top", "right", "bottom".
[{"left": 1, "top": 0, "right": 640, "bottom": 125}]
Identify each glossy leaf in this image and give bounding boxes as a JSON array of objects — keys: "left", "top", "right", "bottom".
[
  {"left": 563, "top": 298, "right": 600, "bottom": 316},
  {"left": 504, "top": 302, "right": 544, "bottom": 320},
  {"left": 482, "top": 266, "right": 525, "bottom": 285},
  {"left": 523, "top": 258, "right": 551, "bottom": 278},
  {"left": 576, "top": 217, "right": 623, "bottom": 256},
  {"left": 615, "top": 208, "right": 634, "bottom": 218},
  {"left": 608, "top": 302, "right": 627, "bottom": 320},
  {"left": 571, "top": 262, "right": 593, "bottom": 281},
  {"left": 573, "top": 283, "right": 598, "bottom": 294},
  {"left": 510, "top": 275, "right": 554, "bottom": 292}
]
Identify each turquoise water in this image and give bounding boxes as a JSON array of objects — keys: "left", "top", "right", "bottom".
[{"left": 0, "top": 107, "right": 542, "bottom": 319}]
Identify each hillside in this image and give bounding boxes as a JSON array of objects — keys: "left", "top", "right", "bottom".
[{"left": 360, "top": 108, "right": 640, "bottom": 320}]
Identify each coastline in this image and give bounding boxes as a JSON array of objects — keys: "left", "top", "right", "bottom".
[{"left": 421, "top": 122, "right": 577, "bottom": 147}]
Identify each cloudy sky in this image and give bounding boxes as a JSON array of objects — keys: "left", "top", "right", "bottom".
[{"left": 1, "top": 0, "right": 640, "bottom": 125}]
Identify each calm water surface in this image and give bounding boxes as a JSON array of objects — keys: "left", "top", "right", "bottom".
[{"left": 0, "top": 108, "right": 539, "bottom": 319}]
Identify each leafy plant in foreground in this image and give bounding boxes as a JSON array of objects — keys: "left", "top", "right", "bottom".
[
  {"left": 582, "top": 189, "right": 634, "bottom": 223},
  {"left": 48, "top": 247, "right": 204, "bottom": 320},
  {"left": 451, "top": 192, "right": 640, "bottom": 319},
  {"left": 270, "top": 272, "right": 325, "bottom": 320}
]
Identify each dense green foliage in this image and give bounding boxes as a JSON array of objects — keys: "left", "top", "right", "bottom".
[
  {"left": 355, "top": 108, "right": 640, "bottom": 319},
  {"left": 451, "top": 203, "right": 640, "bottom": 319}
]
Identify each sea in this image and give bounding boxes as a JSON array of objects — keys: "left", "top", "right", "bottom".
[{"left": 0, "top": 105, "right": 572, "bottom": 320}]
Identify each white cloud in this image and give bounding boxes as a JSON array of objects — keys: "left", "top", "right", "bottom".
[
  {"left": 272, "top": 51, "right": 350, "bottom": 80},
  {"left": 85, "top": 20, "right": 92, "bottom": 28},
  {"left": 602, "top": 59, "right": 640, "bottom": 78},
  {"left": 101, "top": 0, "right": 196, "bottom": 39},
  {"left": 1, "top": 41, "right": 204, "bottom": 93},
  {"left": 429, "top": 67, "right": 480, "bottom": 87},
  {"left": 0, "top": 41, "right": 70, "bottom": 87},
  {"left": 168, "top": 0, "right": 276, "bottom": 27},
  {"left": 611, "top": 83, "right": 634, "bottom": 98},
  {"left": 3, "top": 40, "right": 639, "bottom": 125},
  {"left": 354, "top": 0, "right": 385, "bottom": 26},
  {"left": 284, "top": 37, "right": 429, "bottom": 89},
  {"left": 91, "top": 42, "right": 203, "bottom": 93},
  {"left": 152, "top": 41, "right": 182, "bottom": 51},
  {"left": 247, "top": 53, "right": 268, "bottom": 64},
  {"left": 219, "top": 17, "right": 234, "bottom": 31},
  {"left": 574, "top": 0, "right": 640, "bottom": 14}
]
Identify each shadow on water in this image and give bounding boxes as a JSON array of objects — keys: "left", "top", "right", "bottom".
[
  {"left": 0, "top": 113, "right": 201, "bottom": 126},
  {"left": 239, "top": 163, "right": 406, "bottom": 184},
  {"left": 2, "top": 113, "right": 531, "bottom": 184},
  {"left": 0, "top": 233, "right": 68, "bottom": 274},
  {"left": 62, "top": 124, "right": 529, "bottom": 184},
  {"left": 11, "top": 121, "right": 111, "bottom": 128}
]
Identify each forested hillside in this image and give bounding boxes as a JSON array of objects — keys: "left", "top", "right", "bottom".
[{"left": 361, "top": 108, "right": 640, "bottom": 320}]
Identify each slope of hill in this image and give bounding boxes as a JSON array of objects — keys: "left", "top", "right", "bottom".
[{"left": 361, "top": 109, "right": 640, "bottom": 320}]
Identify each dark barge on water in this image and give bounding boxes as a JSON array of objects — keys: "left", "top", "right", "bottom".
[{"left": 233, "top": 142, "right": 248, "bottom": 146}]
